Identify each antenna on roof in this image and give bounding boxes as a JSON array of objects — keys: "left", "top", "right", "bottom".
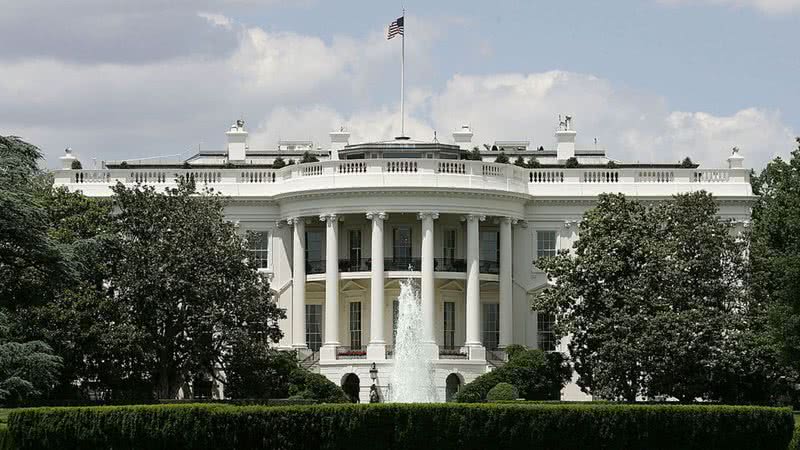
[{"left": 433, "top": 130, "right": 438, "bottom": 142}]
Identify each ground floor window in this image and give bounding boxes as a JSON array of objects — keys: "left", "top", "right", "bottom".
[
  {"left": 349, "top": 302, "right": 362, "bottom": 350},
  {"left": 537, "top": 312, "right": 556, "bottom": 351},
  {"left": 305, "top": 304, "right": 322, "bottom": 351},
  {"left": 482, "top": 303, "right": 499, "bottom": 350},
  {"left": 443, "top": 301, "right": 455, "bottom": 347}
]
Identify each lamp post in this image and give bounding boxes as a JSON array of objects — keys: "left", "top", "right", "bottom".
[{"left": 369, "top": 362, "right": 380, "bottom": 403}]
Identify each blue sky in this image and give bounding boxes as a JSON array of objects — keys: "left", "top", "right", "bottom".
[{"left": 0, "top": 0, "right": 797, "bottom": 169}]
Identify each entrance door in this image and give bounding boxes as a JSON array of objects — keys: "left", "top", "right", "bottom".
[
  {"left": 342, "top": 373, "right": 361, "bottom": 403},
  {"left": 445, "top": 373, "right": 462, "bottom": 402}
]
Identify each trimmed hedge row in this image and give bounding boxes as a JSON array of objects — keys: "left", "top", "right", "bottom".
[{"left": 7, "top": 403, "right": 794, "bottom": 450}]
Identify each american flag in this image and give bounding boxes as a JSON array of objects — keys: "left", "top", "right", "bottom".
[{"left": 387, "top": 16, "right": 404, "bottom": 40}]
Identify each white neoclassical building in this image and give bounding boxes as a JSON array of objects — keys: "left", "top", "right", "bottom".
[{"left": 54, "top": 118, "right": 754, "bottom": 402}]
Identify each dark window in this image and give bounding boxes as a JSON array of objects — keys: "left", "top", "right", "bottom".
[
  {"left": 305, "top": 304, "right": 322, "bottom": 351},
  {"left": 349, "top": 229, "right": 362, "bottom": 264},
  {"left": 393, "top": 226, "right": 412, "bottom": 261},
  {"left": 247, "top": 231, "right": 270, "bottom": 269},
  {"left": 443, "top": 301, "right": 455, "bottom": 347},
  {"left": 482, "top": 303, "right": 499, "bottom": 350},
  {"left": 537, "top": 312, "right": 556, "bottom": 351},
  {"left": 350, "top": 302, "right": 362, "bottom": 350}
]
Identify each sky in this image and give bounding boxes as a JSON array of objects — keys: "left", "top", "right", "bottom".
[{"left": 0, "top": 0, "right": 798, "bottom": 170}]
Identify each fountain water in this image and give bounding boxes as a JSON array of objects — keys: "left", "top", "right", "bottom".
[{"left": 388, "top": 278, "right": 439, "bottom": 403}]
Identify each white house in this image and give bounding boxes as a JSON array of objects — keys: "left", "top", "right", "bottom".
[{"left": 53, "top": 118, "right": 754, "bottom": 402}]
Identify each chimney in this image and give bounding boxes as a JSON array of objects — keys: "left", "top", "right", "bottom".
[
  {"left": 452, "top": 124, "right": 474, "bottom": 150},
  {"left": 555, "top": 115, "right": 576, "bottom": 161},
  {"left": 60, "top": 147, "right": 78, "bottom": 169},
  {"left": 226, "top": 120, "right": 248, "bottom": 161},
  {"left": 727, "top": 147, "right": 744, "bottom": 169},
  {"left": 329, "top": 127, "right": 350, "bottom": 161}
]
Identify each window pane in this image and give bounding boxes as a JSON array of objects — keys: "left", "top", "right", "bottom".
[
  {"left": 537, "top": 312, "right": 556, "bottom": 351},
  {"left": 482, "top": 303, "right": 499, "bottom": 350},
  {"left": 393, "top": 226, "right": 412, "bottom": 260},
  {"left": 305, "top": 305, "right": 322, "bottom": 351},
  {"left": 443, "top": 229, "right": 456, "bottom": 263},
  {"left": 306, "top": 230, "right": 323, "bottom": 262},
  {"left": 350, "top": 302, "right": 362, "bottom": 350},
  {"left": 349, "top": 230, "right": 362, "bottom": 263},
  {"left": 536, "top": 231, "right": 557, "bottom": 259},
  {"left": 248, "top": 231, "right": 270, "bottom": 269},
  {"left": 480, "top": 231, "right": 499, "bottom": 262},
  {"left": 443, "top": 302, "right": 455, "bottom": 347}
]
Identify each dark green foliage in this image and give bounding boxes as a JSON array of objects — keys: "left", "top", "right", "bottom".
[
  {"left": 790, "top": 421, "right": 800, "bottom": 450},
  {"left": 464, "top": 146, "right": 482, "bottom": 161},
  {"left": 527, "top": 157, "right": 541, "bottom": 168},
  {"left": 681, "top": 156, "right": 695, "bottom": 168},
  {"left": 287, "top": 159, "right": 295, "bottom": 165},
  {"left": 7, "top": 403, "right": 793, "bottom": 450},
  {"left": 287, "top": 371, "right": 348, "bottom": 403},
  {"left": 607, "top": 160, "right": 617, "bottom": 168},
  {"left": 300, "top": 151, "right": 319, "bottom": 164},
  {"left": 272, "top": 157, "right": 286, "bottom": 168},
  {"left": 456, "top": 348, "right": 570, "bottom": 402},
  {"left": 69, "top": 160, "right": 81, "bottom": 170},
  {"left": 513, "top": 155, "right": 526, "bottom": 167},
  {"left": 486, "top": 382, "right": 518, "bottom": 401},
  {"left": 565, "top": 156, "right": 579, "bottom": 168},
  {"left": 119, "top": 161, "right": 128, "bottom": 168},
  {"left": 535, "top": 192, "right": 750, "bottom": 402},
  {"left": 494, "top": 152, "right": 509, "bottom": 164},
  {"left": 0, "top": 425, "right": 12, "bottom": 450}
]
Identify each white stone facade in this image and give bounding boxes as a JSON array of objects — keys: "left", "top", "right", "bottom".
[{"left": 54, "top": 122, "right": 754, "bottom": 402}]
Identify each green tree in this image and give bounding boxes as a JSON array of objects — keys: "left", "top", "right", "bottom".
[
  {"left": 681, "top": 157, "right": 695, "bottom": 168},
  {"left": 513, "top": 156, "right": 526, "bottom": 167},
  {"left": 0, "top": 311, "right": 62, "bottom": 405},
  {"left": 300, "top": 151, "right": 319, "bottom": 164},
  {"left": 527, "top": 157, "right": 541, "bottom": 168},
  {"left": 466, "top": 147, "right": 482, "bottom": 161},
  {"left": 565, "top": 157, "right": 579, "bottom": 168},
  {"left": 0, "top": 136, "right": 71, "bottom": 308},
  {"left": 272, "top": 157, "right": 286, "bottom": 169},
  {"left": 107, "top": 179, "right": 285, "bottom": 398},
  {"left": 753, "top": 139, "right": 800, "bottom": 379},
  {"left": 534, "top": 192, "right": 747, "bottom": 401},
  {"left": 494, "top": 152, "right": 510, "bottom": 164}
]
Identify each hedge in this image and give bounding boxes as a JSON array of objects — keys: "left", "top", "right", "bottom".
[
  {"left": 790, "top": 421, "right": 800, "bottom": 450},
  {"left": 6, "top": 403, "right": 794, "bottom": 450},
  {"left": 486, "top": 383, "right": 518, "bottom": 402}
]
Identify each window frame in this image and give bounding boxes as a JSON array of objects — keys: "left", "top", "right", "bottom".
[
  {"left": 247, "top": 230, "right": 272, "bottom": 270},
  {"left": 443, "top": 301, "right": 455, "bottom": 347},
  {"left": 349, "top": 301, "right": 362, "bottom": 350},
  {"left": 535, "top": 230, "right": 558, "bottom": 260},
  {"left": 481, "top": 303, "right": 500, "bottom": 351},
  {"left": 305, "top": 304, "right": 322, "bottom": 351}
]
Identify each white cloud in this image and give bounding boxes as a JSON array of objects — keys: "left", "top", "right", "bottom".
[{"left": 658, "top": 0, "right": 800, "bottom": 15}]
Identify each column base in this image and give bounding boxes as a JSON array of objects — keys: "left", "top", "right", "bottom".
[
  {"left": 367, "top": 343, "right": 387, "bottom": 360},
  {"left": 466, "top": 344, "right": 486, "bottom": 361},
  {"left": 320, "top": 344, "right": 338, "bottom": 362}
]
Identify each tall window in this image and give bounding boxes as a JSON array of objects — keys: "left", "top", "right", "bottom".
[
  {"left": 536, "top": 230, "right": 557, "bottom": 259},
  {"left": 537, "top": 312, "right": 556, "bottom": 351},
  {"left": 443, "top": 301, "right": 455, "bottom": 347},
  {"left": 305, "top": 230, "right": 323, "bottom": 262},
  {"left": 349, "top": 302, "right": 362, "bottom": 350},
  {"left": 443, "top": 229, "right": 456, "bottom": 264},
  {"left": 482, "top": 303, "right": 499, "bottom": 350},
  {"left": 305, "top": 304, "right": 322, "bottom": 351},
  {"left": 480, "top": 231, "right": 499, "bottom": 262},
  {"left": 392, "top": 300, "right": 399, "bottom": 344},
  {"left": 393, "top": 226, "right": 412, "bottom": 262},
  {"left": 349, "top": 229, "right": 362, "bottom": 268},
  {"left": 247, "top": 231, "right": 271, "bottom": 269}
]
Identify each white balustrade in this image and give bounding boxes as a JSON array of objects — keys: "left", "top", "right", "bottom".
[
  {"left": 386, "top": 160, "right": 418, "bottom": 173},
  {"left": 693, "top": 170, "right": 730, "bottom": 183},
  {"left": 301, "top": 164, "right": 323, "bottom": 177},
  {"left": 529, "top": 170, "right": 564, "bottom": 183},
  {"left": 239, "top": 170, "right": 276, "bottom": 183},
  {"left": 583, "top": 170, "right": 620, "bottom": 183},
  {"left": 637, "top": 170, "right": 674, "bottom": 183},
  {"left": 337, "top": 161, "right": 367, "bottom": 173},
  {"left": 437, "top": 161, "right": 465, "bottom": 174},
  {"left": 481, "top": 164, "right": 502, "bottom": 177}
]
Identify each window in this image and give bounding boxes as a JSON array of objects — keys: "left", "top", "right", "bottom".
[
  {"left": 443, "top": 229, "right": 456, "bottom": 264},
  {"left": 536, "top": 230, "right": 557, "bottom": 259},
  {"left": 349, "top": 229, "right": 362, "bottom": 266},
  {"left": 443, "top": 302, "right": 455, "bottom": 347},
  {"left": 247, "top": 231, "right": 271, "bottom": 269},
  {"left": 480, "top": 231, "right": 499, "bottom": 262},
  {"left": 537, "top": 312, "right": 556, "bottom": 351},
  {"left": 306, "top": 304, "right": 322, "bottom": 351},
  {"left": 393, "top": 226, "right": 412, "bottom": 261},
  {"left": 349, "top": 302, "right": 362, "bottom": 350},
  {"left": 305, "top": 230, "right": 323, "bottom": 263},
  {"left": 482, "top": 303, "right": 499, "bottom": 350}
]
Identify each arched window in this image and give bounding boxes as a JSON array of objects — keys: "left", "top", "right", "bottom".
[{"left": 445, "top": 373, "right": 462, "bottom": 402}]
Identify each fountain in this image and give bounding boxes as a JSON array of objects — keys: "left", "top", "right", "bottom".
[{"left": 388, "top": 278, "right": 439, "bottom": 402}]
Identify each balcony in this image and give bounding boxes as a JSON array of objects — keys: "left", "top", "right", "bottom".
[
  {"left": 336, "top": 346, "right": 366, "bottom": 360},
  {"left": 479, "top": 260, "right": 499, "bottom": 275},
  {"left": 439, "top": 346, "right": 468, "bottom": 359},
  {"left": 308, "top": 257, "right": 499, "bottom": 275},
  {"left": 433, "top": 258, "right": 467, "bottom": 272}
]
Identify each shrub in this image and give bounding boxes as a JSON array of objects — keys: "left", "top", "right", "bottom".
[
  {"left": 300, "top": 151, "right": 319, "bottom": 164},
  {"left": 70, "top": 160, "right": 82, "bottom": 169},
  {"left": 7, "top": 403, "right": 794, "bottom": 450},
  {"left": 494, "top": 152, "right": 509, "bottom": 164},
  {"left": 790, "top": 421, "right": 800, "bottom": 450},
  {"left": 465, "top": 147, "right": 482, "bottom": 161},
  {"left": 287, "top": 371, "right": 348, "bottom": 404},
  {"left": 272, "top": 157, "right": 286, "bottom": 169},
  {"left": 513, "top": 156, "right": 526, "bottom": 167},
  {"left": 681, "top": 156, "right": 694, "bottom": 168},
  {"left": 527, "top": 157, "right": 541, "bottom": 168},
  {"left": 565, "top": 156, "right": 579, "bottom": 168},
  {"left": 486, "top": 383, "right": 518, "bottom": 401},
  {"left": 607, "top": 160, "right": 618, "bottom": 168},
  {"left": 456, "top": 348, "right": 571, "bottom": 402}
]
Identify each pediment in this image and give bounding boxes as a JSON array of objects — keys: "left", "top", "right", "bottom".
[{"left": 342, "top": 280, "right": 367, "bottom": 292}]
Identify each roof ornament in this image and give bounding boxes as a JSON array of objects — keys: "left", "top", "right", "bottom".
[{"left": 558, "top": 115, "right": 572, "bottom": 131}]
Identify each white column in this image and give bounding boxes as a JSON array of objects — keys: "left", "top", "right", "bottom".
[
  {"left": 290, "top": 218, "right": 306, "bottom": 349},
  {"left": 419, "top": 212, "right": 439, "bottom": 357},
  {"left": 465, "top": 214, "right": 485, "bottom": 359},
  {"left": 367, "top": 212, "right": 387, "bottom": 360},
  {"left": 321, "top": 214, "right": 340, "bottom": 359},
  {"left": 499, "top": 217, "right": 513, "bottom": 348}
]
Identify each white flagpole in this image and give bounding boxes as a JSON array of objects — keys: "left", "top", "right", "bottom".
[{"left": 400, "top": 11, "right": 405, "bottom": 137}]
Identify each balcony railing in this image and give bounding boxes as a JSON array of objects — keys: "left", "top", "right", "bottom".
[
  {"left": 439, "top": 346, "right": 468, "bottom": 359},
  {"left": 338, "top": 258, "right": 370, "bottom": 272},
  {"left": 479, "top": 260, "right": 500, "bottom": 275},
  {"left": 384, "top": 257, "right": 421, "bottom": 271},
  {"left": 336, "top": 346, "right": 366, "bottom": 360},
  {"left": 434, "top": 258, "right": 467, "bottom": 272}
]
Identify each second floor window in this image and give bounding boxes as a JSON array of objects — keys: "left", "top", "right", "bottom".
[
  {"left": 393, "top": 226, "right": 412, "bottom": 261},
  {"left": 247, "top": 230, "right": 271, "bottom": 269},
  {"left": 536, "top": 230, "right": 557, "bottom": 259},
  {"left": 349, "top": 229, "right": 362, "bottom": 264},
  {"left": 443, "top": 229, "right": 456, "bottom": 263},
  {"left": 480, "top": 231, "right": 499, "bottom": 262},
  {"left": 306, "top": 230, "right": 323, "bottom": 263}
]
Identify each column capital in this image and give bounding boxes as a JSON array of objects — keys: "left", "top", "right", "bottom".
[
  {"left": 461, "top": 214, "right": 486, "bottom": 222},
  {"left": 564, "top": 219, "right": 580, "bottom": 229},
  {"left": 274, "top": 220, "right": 285, "bottom": 228},
  {"left": 417, "top": 211, "right": 439, "bottom": 221},
  {"left": 319, "top": 213, "right": 338, "bottom": 223},
  {"left": 366, "top": 211, "right": 387, "bottom": 221},
  {"left": 286, "top": 217, "right": 304, "bottom": 226}
]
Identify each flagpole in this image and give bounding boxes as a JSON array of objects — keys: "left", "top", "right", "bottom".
[{"left": 400, "top": 10, "right": 405, "bottom": 137}]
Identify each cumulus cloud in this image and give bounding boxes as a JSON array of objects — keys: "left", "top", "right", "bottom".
[
  {"left": 658, "top": 0, "right": 800, "bottom": 15},
  {"left": 0, "top": 4, "right": 794, "bottom": 171}
]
